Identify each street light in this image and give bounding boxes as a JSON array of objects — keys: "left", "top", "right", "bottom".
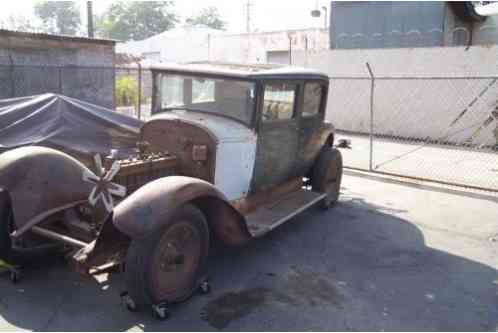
[{"left": 310, "top": 5, "right": 328, "bottom": 29}]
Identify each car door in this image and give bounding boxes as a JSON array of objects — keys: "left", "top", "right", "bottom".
[
  {"left": 296, "top": 80, "right": 329, "bottom": 176},
  {"left": 251, "top": 80, "right": 301, "bottom": 192}
]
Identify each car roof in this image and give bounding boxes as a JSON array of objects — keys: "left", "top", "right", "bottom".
[{"left": 148, "top": 61, "right": 329, "bottom": 81}]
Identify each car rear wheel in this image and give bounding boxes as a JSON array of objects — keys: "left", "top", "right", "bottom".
[
  {"left": 124, "top": 204, "right": 209, "bottom": 308},
  {"left": 312, "top": 147, "right": 343, "bottom": 209}
]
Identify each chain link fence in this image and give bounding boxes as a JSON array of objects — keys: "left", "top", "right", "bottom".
[
  {"left": 1, "top": 63, "right": 497, "bottom": 193},
  {"left": 330, "top": 68, "right": 498, "bottom": 194}
]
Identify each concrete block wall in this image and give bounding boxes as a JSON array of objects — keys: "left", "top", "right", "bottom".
[{"left": 0, "top": 33, "right": 115, "bottom": 108}]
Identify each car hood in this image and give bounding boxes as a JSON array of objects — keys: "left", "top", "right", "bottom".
[{"left": 148, "top": 110, "right": 257, "bottom": 143}]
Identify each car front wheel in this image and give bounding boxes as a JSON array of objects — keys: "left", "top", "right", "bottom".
[{"left": 124, "top": 204, "right": 210, "bottom": 308}]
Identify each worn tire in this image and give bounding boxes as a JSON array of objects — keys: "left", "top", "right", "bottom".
[
  {"left": 311, "top": 147, "right": 343, "bottom": 209},
  {"left": 125, "top": 204, "right": 209, "bottom": 307}
]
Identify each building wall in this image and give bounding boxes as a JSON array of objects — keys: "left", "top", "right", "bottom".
[
  {"left": 209, "top": 28, "right": 329, "bottom": 64},
  {"left": 0, "top": 34, "right": 115, "bottom": 107},
  {"left": 330, "top": 2, "right": 498, "bottom": 49},
  {"left": 117, "top": 27, "right": 329, "bottom": 65},
  {"left": 116, "top": 27, "right": 218, "bottom": 63}
]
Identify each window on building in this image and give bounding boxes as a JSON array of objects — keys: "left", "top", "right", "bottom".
[{"left": 262, "top": 83, "right": 297, "bottom": 122}]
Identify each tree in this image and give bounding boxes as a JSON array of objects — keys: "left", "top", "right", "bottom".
[
  {"left": 34, "top": 1, "right": 81, "bottom": 35},
  {"left": 98, "top": 1, "right": 178, "bottom": 41},
  {"left": 186, "top": 6, "right": 227, "bottom": 30},
  {"left": 0, "top": 14, "right": 37, "bottom": 32}
]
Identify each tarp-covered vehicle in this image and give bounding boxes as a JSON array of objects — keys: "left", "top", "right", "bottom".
[{"left": 0, "top": 62, "right": 343, "bottom": 319}]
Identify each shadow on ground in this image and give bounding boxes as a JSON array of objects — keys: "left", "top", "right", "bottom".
[{"left": 0, "top": 186, "right": 496, "bottom": 331}]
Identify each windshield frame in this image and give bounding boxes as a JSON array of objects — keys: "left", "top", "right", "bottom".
[{"left": 153, "top": 70, "right": 259, "bottom": 128}]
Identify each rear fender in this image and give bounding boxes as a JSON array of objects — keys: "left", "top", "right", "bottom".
[
  {"left": 113, "top": 176, "right": 251, "bottom": 245},
  {"left": 0, "top": 146, "right": 93, "bottom": 233}
]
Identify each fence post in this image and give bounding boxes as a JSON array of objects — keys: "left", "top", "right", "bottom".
[
  {"left": 137, "top": 62, "right": 142, "bottom": 120},
  {"left": 366, "top": 62, "right": 375, "bottom": 172}
]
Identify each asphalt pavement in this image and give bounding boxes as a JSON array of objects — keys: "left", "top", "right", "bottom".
[{"left": 0, "top": 173, "right": 497, "bottom": 331}]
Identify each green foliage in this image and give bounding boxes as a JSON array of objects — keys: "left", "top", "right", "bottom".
[
  {"left": 186, "top": 6, "right": 227, "bottom": 30},
  {"left": 97, "top": 1, "right": 178, "bottom": 41},
  {"left": 34, "top": 1, "right": 81, "bottom": 35},
  {"left": 116, "top": 76, "right": 139, "bottom": 107}
]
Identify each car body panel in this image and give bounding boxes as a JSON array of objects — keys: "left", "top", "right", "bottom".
[
  {"left": 112, "top": 176, "right": 251, "bottom": 244},
  {"left": 0, "top": 146, "right": 93, "bottom": 232},
  {"left": 145, "top": 111, "right": 258, "bottom": 201}
]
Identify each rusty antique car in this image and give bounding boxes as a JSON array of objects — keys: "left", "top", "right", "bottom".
[{"left": 0, "top": 62, "right": 343, "bottom": 319}]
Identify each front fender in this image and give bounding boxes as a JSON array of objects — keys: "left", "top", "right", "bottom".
[{"left": 113, "top": 176, "right": 234, "bottom": 240}]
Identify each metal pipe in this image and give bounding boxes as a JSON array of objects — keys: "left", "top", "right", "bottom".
[
  {"left": 31, "top": 226, "right": 89, "bottom": 249},
  {"left": 344, "top": 166, "right": 498, "bottom": 194},
  {"left": 366, "top": 62, "right": 375, "bottom": 171},
  {"left": 322, "top": 6, "right": 328, "bottom": 29},
  {"left": 87, "top": 1, "right": 94, "bottom": 38},
  {"left": 137, "top": 61, "right": 142, "bottom": 120}
]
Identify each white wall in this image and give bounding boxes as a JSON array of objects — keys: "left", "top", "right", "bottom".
[
  {"left": 209, "top": 28, "right": 328, "bottom": 63},
  {"left": 118, "top": 27, "right": 329, "bottom": 65},
  {"left": 291, "top": 46, "right": 498, "bottom": 145}
]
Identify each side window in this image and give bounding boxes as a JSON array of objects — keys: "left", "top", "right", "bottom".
[
  {"left": 302, "top": 82, "right": 323, "bottom": 117},
  {"left": 161, "top": 75, "right": 184, "bottom": 108},
  {"left": 262, "top": 82, "right": 297, "bottom": 122},
  {"left": 192, "top": 78, "right": 215, "bottom": 104}
]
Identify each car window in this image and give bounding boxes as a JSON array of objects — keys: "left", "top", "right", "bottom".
[
  {"left": 160, "top": 74, "right": 255, "bottom": 125},
  {"left": 262, "top": 83, "right": 297, "bottom": 122},
  {"left": 161, "top": 75, "right": 184, "bottom": 108},
  {"left": 192, "top": 79, "right": 215, "bottom": 103},
  {"left": 303, "top": 83, "right": 323, "bottom": 117}
]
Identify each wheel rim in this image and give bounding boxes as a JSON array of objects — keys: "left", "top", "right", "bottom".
[{"left": 149, "top": 221, "right": 201, "bottom": 302}]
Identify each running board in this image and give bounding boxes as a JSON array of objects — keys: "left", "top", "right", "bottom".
[{"left": 245, "top": 189, "right": 326, "bottom": 237}]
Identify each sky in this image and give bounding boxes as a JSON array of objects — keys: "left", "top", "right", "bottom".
[{"left": 0, "top": 0, "right": 331, "bottom": 34}]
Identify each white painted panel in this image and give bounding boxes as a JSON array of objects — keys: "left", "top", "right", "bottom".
[{"left": 214, "top": 137, "right": 257, "bottom": 201}]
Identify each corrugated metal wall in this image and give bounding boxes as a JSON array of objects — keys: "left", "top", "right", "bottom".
[{"left": 330, "top": 1, "right": 498, "bottom": 49}]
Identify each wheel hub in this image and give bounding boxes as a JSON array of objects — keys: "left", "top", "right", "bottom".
[{"left": 150, "top": 221, "right": 201, "bottom": 301}]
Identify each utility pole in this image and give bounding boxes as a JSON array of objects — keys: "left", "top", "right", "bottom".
[
  {"left": 87, "top": 1, "right": 94, "bottom": 38},
  {"left": 244, "top": 1, "right": 253, "bottom": 33}
]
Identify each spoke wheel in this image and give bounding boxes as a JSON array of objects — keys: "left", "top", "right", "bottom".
[
  {"left": 125, "top": 204, "right": 209, "bottom": 307},
  {"left": 149, "top": 221, "right": 202, "bottom": 301}
]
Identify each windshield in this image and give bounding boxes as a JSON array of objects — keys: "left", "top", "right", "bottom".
[{"left": 160, "top": 74, "right": 256, "bottom": 125}]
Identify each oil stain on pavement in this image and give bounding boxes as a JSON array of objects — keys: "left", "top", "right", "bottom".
[{"left": 201, "top": 268, "right": 344, "bottom": 330}]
